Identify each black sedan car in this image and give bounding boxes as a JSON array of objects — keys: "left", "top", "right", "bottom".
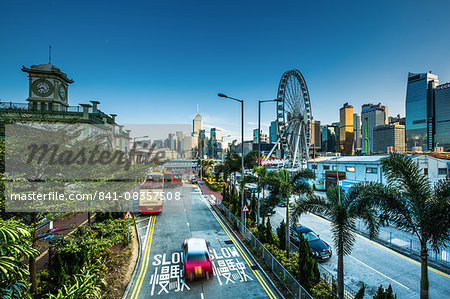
[{"left": 290, "top": 225, "right": 332, "bottom": 261}]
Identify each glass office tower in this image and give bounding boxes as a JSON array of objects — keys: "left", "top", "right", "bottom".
[
  {"left": 405, "top": 72, "right": 439, "bottom": 151},
  {"left": 434, "top": 83, "right": 450, "bottom": 151}
]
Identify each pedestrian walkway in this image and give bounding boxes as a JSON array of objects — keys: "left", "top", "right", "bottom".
[{"left": 197, "top": 182, "right": 223, "bottom": 204}]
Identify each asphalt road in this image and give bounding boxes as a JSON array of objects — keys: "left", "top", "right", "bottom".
[
  {"left": 125, "top": 183, "right": 280, "bottom": 299},
  {"left": 270, "top": 206, "right": 450, "bottom": 298}
]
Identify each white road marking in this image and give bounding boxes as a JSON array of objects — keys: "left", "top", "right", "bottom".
[
  {"left": 201, "top": 293, "right": 204, "bottom": 299},
  {"left": 348, "top": 255, "right": 410, "bottom": 289},
  {"left": 141, "top": 216, "right": 152, "bottom": 251},
  {"left": 187, "top": 222, "right": 190, "bottom": 227}
]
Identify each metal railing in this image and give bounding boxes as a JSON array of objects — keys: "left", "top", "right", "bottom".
[
  {"left": 353, "top": 219, "right": 450, "bottom": 268},
  {"left": 216, "top": 203, "right": 313, "bottom": 299}
]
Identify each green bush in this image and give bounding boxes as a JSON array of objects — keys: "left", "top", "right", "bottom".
[
  {"left": 46, "top": 263, "right": 106, "bottom": 299},
  {"left": 311, "top": 281, "right": 332, "bottom": 299},
  {"left": 48, "top": 219, "right": 130, "bottom": 290}
]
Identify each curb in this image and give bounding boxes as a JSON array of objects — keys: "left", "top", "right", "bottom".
[{"left": 122, "top": 219, "right": 142, "bottom": 299}]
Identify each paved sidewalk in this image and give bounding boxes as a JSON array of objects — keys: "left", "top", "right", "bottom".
[{"left": 197, "top": 182, "right": 223, "bottom": 204}]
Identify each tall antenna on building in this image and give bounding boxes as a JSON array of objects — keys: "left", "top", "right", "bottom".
[{"left": 48, "top": 46, "right": 52, "bottom": 64}]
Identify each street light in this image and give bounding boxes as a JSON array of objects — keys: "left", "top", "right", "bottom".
[
  {"left": 258, "top": 98, "right": 282, "bottom": 167},
  {"left": 218, "top": 93, "right": 245, "bottom": 227}
]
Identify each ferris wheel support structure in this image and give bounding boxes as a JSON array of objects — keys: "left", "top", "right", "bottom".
[{"left": 263, "top": 69, "right": 312, "bottom": 169}]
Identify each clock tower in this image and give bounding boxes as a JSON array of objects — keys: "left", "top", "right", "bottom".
[{"left": 22, "top": 63, "right": 74, "bottom": 111}]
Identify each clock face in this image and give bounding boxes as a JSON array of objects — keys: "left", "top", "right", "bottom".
[
  {"left": 59, "top": 85, "right": 67, "bottom": 101},
  {"left": 32, "top": 79, "right": 54, "bottom": 97}
]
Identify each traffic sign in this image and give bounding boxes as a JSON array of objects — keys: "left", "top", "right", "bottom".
[
  {"left": 124, "top": 211, "right": 134, "bottom": 219},
  {"left": 242, "top": 205, "right": 249, "bottom": 213}
]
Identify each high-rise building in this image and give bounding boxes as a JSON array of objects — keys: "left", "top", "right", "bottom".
[
  {"left": 253, "top": 129, "right": 268, "bottom": 143},
  {"left": 373, "top": 124, "right": 406, "bottom": 153},
  {"left": 269, "top": 120, "right": 277, "bottom": 143},
  {"left": 353, "top": 113, "right": 362, "bottom": 153},
  {"left": 310, "top": 120, "right": 321, "bottom": 152},
  {"left": 405, "top": 72, "right": 439, "bottom": 151},
  {"left": 361, "top": 103, "right": 388, "bottom": 154},
  {"left": 321, "top": 123, "right": 339, "bottom": 152},
  {"left": 192, "top": 105, "right": 202, "bottom": 136},
  {"left": 168, "top": 133, "right": 176, "bottom": 150},
  {"left": 339, "top": 103, "right": 353, "bottom": 155},
  {"left": 434, "top": 82, "right": 450, "bottom": 151}
]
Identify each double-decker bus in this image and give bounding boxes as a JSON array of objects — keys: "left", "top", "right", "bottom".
[
  {"left": 139, "top": 173, "right": 164, "bottom": 214},
  {"left": 164, "top": 172, "right": 183, "bottom": 188}
]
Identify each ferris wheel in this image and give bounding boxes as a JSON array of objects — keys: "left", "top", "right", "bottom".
[{"left": 265, "top": 69, "right": 312, "bottom": 168}]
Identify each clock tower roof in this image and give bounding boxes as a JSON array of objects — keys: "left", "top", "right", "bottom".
[{"left": 22, "top": 63, "right": 74, "bottom": 84}]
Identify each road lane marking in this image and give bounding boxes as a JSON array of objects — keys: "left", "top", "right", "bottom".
[
  {"left": 130, "top": 215, "right": 156, "bottom": 299},
  {"left": 348, "top": 256, "right": 410, "bottom": 289},
  {"left": 197, "top": 194, "right": 276, "bottom": 299},
  {"left": 306, "top": 212, "right": 450, "bottom": 279},
  {"left": 201, "top": 293, "right": 204, "bottom": 299}
]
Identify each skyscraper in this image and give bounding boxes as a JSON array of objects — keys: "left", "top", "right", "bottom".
[
  {"left": 353, "top": 113, "right": 361, "bottom": 153},
  {"left": 192, "top": 105, "right": 202, "bottom": 136},
  {"left": 373, "top": 124, "right": 406, "bottom": 153},
  {"left": 339, "top": 103, "right": 353, "bottom": 155},
  {"left": 405, "top": 72, "right": 439, "bottom": 151},
  {"left": 310, "top": 120, "right": 321, "bottom": 152},
  {"left": 269, "top": 120, "right": 277, "bottom": 144},
  {"left": 434, "top": 82, "right": 450, "bottom": 151},
  {"left": 361, "top": 103, "right": 388, "bottom": 154}
]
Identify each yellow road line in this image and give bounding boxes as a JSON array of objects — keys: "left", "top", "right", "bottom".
[
  {"left": 211, "top": 210, "right": 276, "bottom": 299},
  {"left": 344, "top": 289, "right": 355, "bottom": 299},
  {"left": 307, "top": 212, "right": 450, "bottom": 279},
  {"left": 130, "top": 216, "right": 156, "bottom": 299},
  {"left": 201, "top": 197, "right": 276, "bottom": 299},
  {"left": 36, "top": 214, "right": 95, "bottom": 262}
]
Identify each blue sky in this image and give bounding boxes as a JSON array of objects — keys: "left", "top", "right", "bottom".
[{"left": 1, "top": 0, "right": 449, "bottom": 140}]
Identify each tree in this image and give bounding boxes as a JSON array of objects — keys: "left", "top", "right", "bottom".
[
  {"left": 270, "top": 168, "right": 315, "bottom": 258},
  {"left": 277, "top": 169, "right": 293, "bottom": 257},
  {"left": 354, "top": 283, "right": 365, "bottom": 299},
  {"left": 276, "top": 219, "right": 286, "bottom": 250},
  {"left": 373, "top": 284, "right": 396, "bottom": 299},
  {"left": 0, "top": 219, "right": 39, "bottom": 298},
  {"left": 356, "top": 153, "right": 450, "bottom": 299},
  {"left": 296, "top": 234, "right": 320, "bottom": 292},
  {"left": 291, "top": 185, "right": 379, "bottom": 299},
  {"left": 243, "top": 150, "right": 258, "bottom": 170},
  {"left": 265, "top": 217, "right": 274, "bottom": 245}
]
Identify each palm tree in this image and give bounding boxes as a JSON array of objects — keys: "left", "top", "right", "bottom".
[
  {"left": 356, "top": 153, "right": 450, "bottom": 299},
  {"left": 277, "top": 169, "right": 293, "bottom": 257},
  {"left": 0, "top": 219, "right": 40, "bottom": 298},
  {"left": 291, "top": 185, "right": 379, "bottom": 299}
]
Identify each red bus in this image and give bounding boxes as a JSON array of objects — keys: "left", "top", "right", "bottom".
[
  {"left": 164, "top": 173, "right": 183, "bottom": 188},
  {"left": 139, "top": 173, "right": 164, "bottom": 214}
]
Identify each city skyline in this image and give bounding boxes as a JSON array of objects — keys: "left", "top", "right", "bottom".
[{"left": 1, "top": 0, "right": 450, "bottom": 141}]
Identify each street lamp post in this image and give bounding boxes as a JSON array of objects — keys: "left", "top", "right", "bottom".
[{"left": 218, "top": 93, "right": 245, "bottom": 228}]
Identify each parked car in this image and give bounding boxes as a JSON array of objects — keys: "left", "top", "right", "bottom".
[
  {"left": 266, "top": 207, "right": 276, "bottom": 216},
  {"left": 290, "top": 225, "right": 332, "bottom": 261},
  {"left": 182, "top": 238, "right": 213, "bottom": 281}
]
